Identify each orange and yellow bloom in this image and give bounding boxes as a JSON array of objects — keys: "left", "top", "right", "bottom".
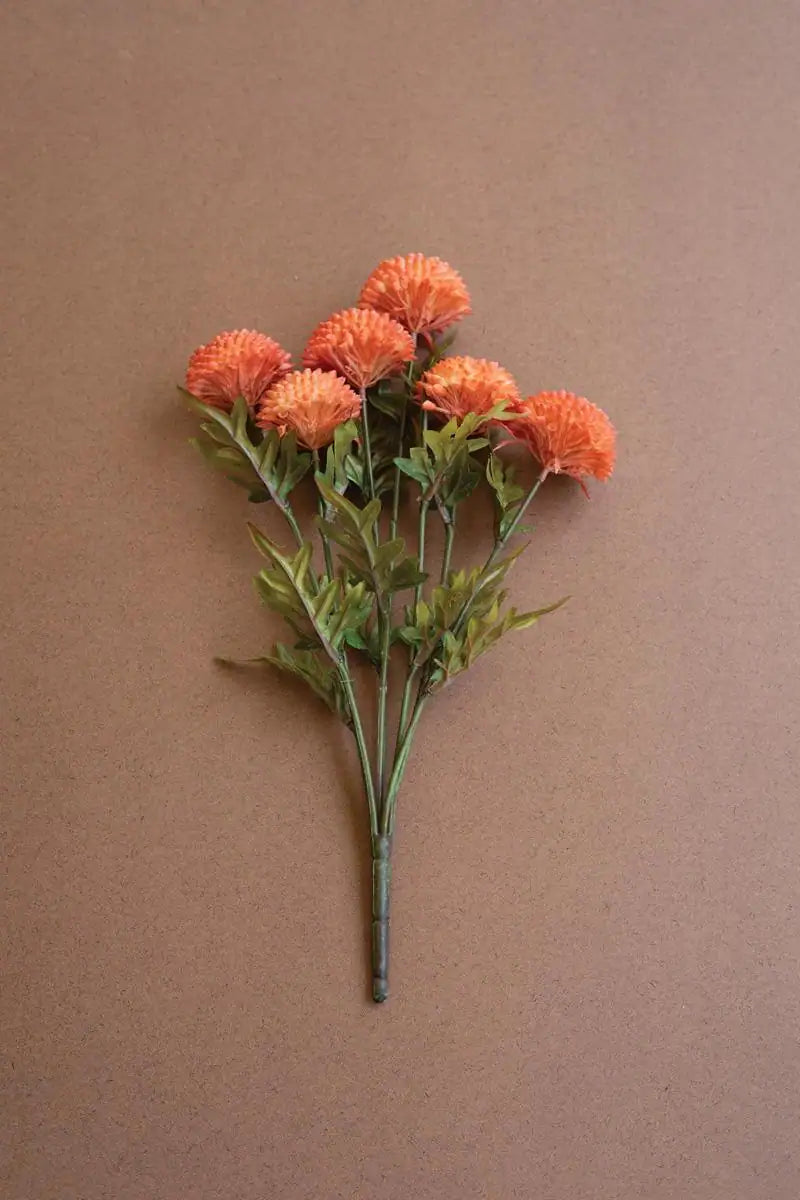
[
  {"left": 186, "top": 329, "right": 292, "bottom": 411},
  {"left": 359, "top": 253, "right": 471, "bottom": 337},
  {"left": 302, "top": 308, "right": 414, "bottom": 389},
  {"left": 417, "top": 356, "right": 520, "bottom": 422},
  {"left": 256, "top": 368, "right": 361, "bottom": 450},
  {"left": 509, "top": 391, "right": 616, "bottom": 482}
]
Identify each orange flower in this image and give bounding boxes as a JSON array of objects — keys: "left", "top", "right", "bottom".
[
  {"left": 509, "top": 391, "right": 616, "bottom": 482},
  {"left": 358, "top": 253, "right": 471, "bottom": 336},
  {"left": 185, "top": 329, "right": 292, "bottom": 411},
  {"left": 417, "top": 356, "right": 520, "bottom": 422},
  {"left": 256, "top": 369, "right": 361, "bottom": 450},
  {"left": 302, "top": 308, "right": 414, "bottom": 389}
]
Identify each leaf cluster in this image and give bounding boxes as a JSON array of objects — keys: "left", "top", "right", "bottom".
[
  {"left": 249, "top": 525, "right": 374, "bottom": 659},
  {"left": 394, "top": 410, "right": 499, "bottom": 513},
  {"left": 398, "top": 546, "right": 566, "bottom": 689},
  {"left": 185, "top": 393, "right": 310, "bottom": 505},
  {"left": 315, "top": 479, "right": 427, "bottom": 597}
]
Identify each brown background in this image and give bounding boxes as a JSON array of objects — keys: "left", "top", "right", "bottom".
[{"left": 3, "top": 2, "right": 800, "bottom": 1197}]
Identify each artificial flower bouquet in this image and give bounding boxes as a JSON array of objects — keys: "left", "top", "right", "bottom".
[{"left": 181, "top": 253, "right": 616, "bottom": 1002}]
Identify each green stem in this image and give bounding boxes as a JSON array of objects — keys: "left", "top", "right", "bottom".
[
  {"left": 391, "top": 472, "right": 547, "bottom": 787},
  {"left": 485, "top": 471, "right": 547, "bottom": 572},
  {"left": 376, "top": 601, "right": 391, "bottom": 804},
  {"left": 394, "top": 665, "right": 418, "bottom": 755},
  {"left": 382, "top": 688, "right": 426, "bottom": 836},
  {"left": 312, "top": 449, "right": 335, "bottom": 578},
  {"left": 440, "top": 507, "right": 455, "bottom": 584},
  {"left": 394, "top": 409, "right": 430, "bottom": 745},
  {"left": 235, "top": 434, "right": 307, "bottom": 555},
  {"left": 389, "top": 400, "right": 407, "bottom": 541},
  {"left": 338, "top": 666, "right": 378, "bottom": 838},
  {"left": 359, "top": 387, "right": 376, "bottom": 500},
  {"left": 440, "top": 470, "right": 549, "bottom": 653},
  {"left": 277, "top": 504, "right": 303, "bottom": 549},
  {"left": 413, "top": 408, "right": 430, "bottom": 610},
  {"left": 389, "top": 336, "right": 418, "bottom": 540}
]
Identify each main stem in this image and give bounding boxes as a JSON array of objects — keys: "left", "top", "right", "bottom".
[
  {"left": 371, "top": 687, "right": 426, "bottom": 1003},
  {"left": 371, "top": 833, "right": 391, "bottom": 1002}
]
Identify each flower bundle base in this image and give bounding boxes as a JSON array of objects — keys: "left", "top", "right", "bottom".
[{"left": 181, "top": 253, "right": 616, "bottom": 1003}]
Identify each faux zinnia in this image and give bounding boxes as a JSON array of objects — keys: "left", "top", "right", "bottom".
[
  {"left": 185, "top": 329, "right": 292, "bottom": 411},
  {"left": 180, "top": 253, "right": 618, "bottom": 1005},
  {"left": 509, "top": 390, "right": 616, "bottom": 482},
  {"left": 302, "top": 308, "right": 414, "bottom": 389},
  {"left": 359, "top": 253, "right": 472, "bottom": 336},
  {"left": 256, "top": 368, "right": 361, "bottom": 450},
  {"left": 418, "top": 356, "right": 520, "bottom": 422}
]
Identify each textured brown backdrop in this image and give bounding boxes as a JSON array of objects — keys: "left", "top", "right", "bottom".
[{"left": 3, "top": 2, "right": 800, "bottom": 1197}]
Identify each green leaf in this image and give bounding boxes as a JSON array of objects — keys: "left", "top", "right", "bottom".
[
  {"left": 230, "top": 395, "right": 249, "bottom": 442},
  {"left": 273, "top": 431, "right": 312, "bottom": 500},
  {"left": 439, "top": 454, "right": 482, "bottom": 508},
  {"left": 373, "top": 537, "right": 406, "bottom": 571},
  {"left": 385, "top": 559, "right": 428, "bottom": 592},
  {"left": 358, "top": 497, "right": 382, "bottom": 533},
  {"left": 261, "top": 644, "right": 351, "bottom": 724},
  {"left": 394, "top": 456, "right": 432, "bottom": 487},
  {"left": 369, "top": 390, "right": 405, "bottom": 418},
  {"left": 319, "top": 420, "right": 359, "bottom": 495},
  {"left": 189, "top": 433, "right": 265, "bottom": 494},
  {"left": 256, "top": 427, "right": 281, "bottom": 475},
  {"left": 311, "top": 578, "right": 340, "bottom": 625},
  {"left": 507, "top": 596, "right": 570, "bottom": 627}
]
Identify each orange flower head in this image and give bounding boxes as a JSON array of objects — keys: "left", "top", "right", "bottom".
[
  {"left": 302, "top": 307, "right": 415, "bottom": 389},
  {"left": 256, "top": 369, "right": 362, "bottom": 450},
  {"left": 417, "top": 356, "right": 520, "bottom": 422},
  {"left": 185, "top": 329, "right": 292, "bottom": 412},
  {"left": 509, "top": 391, "right": 616, "bottom": 482},
  {"left": 358, "top": 253, "right": 472, "bottom": 336}
]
